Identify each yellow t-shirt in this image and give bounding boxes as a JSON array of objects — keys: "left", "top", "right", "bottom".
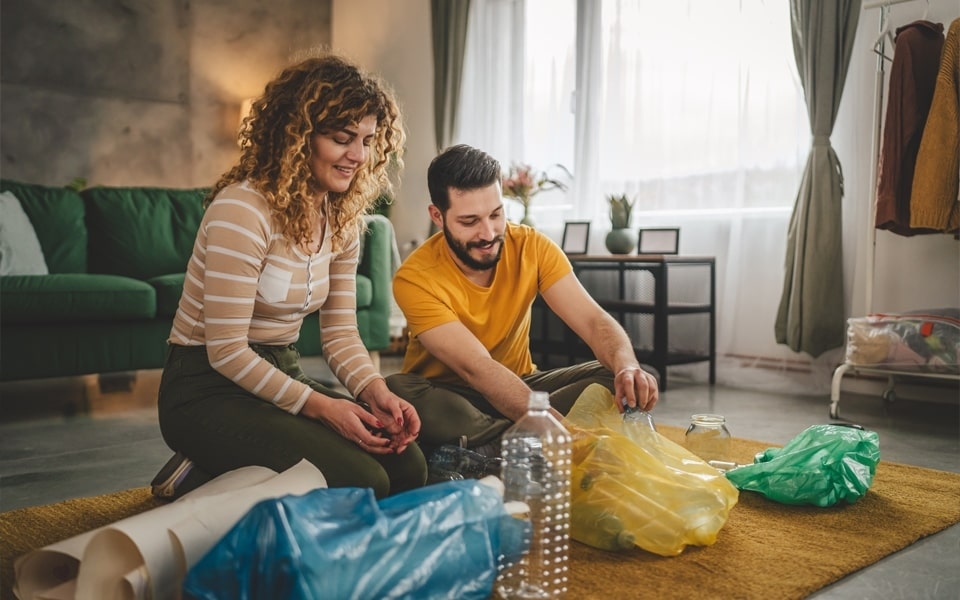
[{"left": 394, "top": 223, "right": 572, "bottom": 384}]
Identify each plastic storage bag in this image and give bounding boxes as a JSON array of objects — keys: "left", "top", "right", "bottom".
[
  {"left": 182, "top": 478, "right": 528, "bottom": 600},
  {"left": 725, "top": 424, "right": 880, "bottom": 507},
  {"left": 844, "top": 309, "right": 960, "bottom": 373},
  {"left": 563, "top": 384, "right": 739, "bottom": 557}
]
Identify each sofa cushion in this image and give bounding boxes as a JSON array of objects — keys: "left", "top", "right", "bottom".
[
  {"left": 355, "top": 273, "right": 372, "bottom": 309},
  {"left": 148, "top": 273, "right": 186, "bottom": 317},
  {"left": 0, "top": 191, "right": 49, "bottom": 275},
  {"left": 1, "top": 274, "right": 156, "bottom": 324},
  {"left": 0, "top": 179, "right": 87, "bottom": 273},
  {"left": 83, "top": 186, "right": 207, "bottom": 280}
]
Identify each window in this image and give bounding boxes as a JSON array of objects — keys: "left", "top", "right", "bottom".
[{"left": 456, "top": 0, "right": 808, "bottom": 227}]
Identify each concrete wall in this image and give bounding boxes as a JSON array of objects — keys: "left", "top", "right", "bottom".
[
  {"left": 332, "top": 0, "right": 436, "bottom": 250},
  {"left": 0, "top": 0, "right": 332, "bottom": 188}
]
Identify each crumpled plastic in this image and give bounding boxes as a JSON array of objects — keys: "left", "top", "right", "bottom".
[
  {"left": 725, "top": 424, "right": 880, "bottom": 507},
  {"left": 563, "top": 384, "right": 739, "bottom": 557},
  {"left": 182, "top": 478, "right": 528, "bottom": 600}
]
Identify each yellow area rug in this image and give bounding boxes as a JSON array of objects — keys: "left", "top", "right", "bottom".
[{"left": 2, "top": 426, "right": 959, "bottom": 599}]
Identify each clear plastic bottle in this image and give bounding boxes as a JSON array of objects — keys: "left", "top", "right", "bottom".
[
  {"left": 622, "top": 405, "right": 657, "bottom": 431},
  {"left": 427, "top": 444, "right": 502, "bottom": 479},
  {"left": 496, "top": 391, "right": 571, "bottom": 599},
  {"left": 683, "top": 414, "right": 732, "bottom": 465}
]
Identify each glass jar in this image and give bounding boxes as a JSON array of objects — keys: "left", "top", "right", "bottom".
[{"left": 683, "top": 414, "right": 731, "bottom": 465}]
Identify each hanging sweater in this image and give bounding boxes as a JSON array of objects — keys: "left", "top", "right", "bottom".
[
  {"left": 910, "top": 17, "right": 960, "bottom": 233},
  {"left": 875, "top": 20, "right": 944, "bottom": 236},
  {"left": 169, "top": 181, "right": 380, "bottom": 414}
]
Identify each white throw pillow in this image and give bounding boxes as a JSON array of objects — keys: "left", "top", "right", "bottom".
[{"left": 0, "top": 190, "right": 49, "bottom": 275}]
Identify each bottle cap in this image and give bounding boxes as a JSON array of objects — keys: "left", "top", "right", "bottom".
[{"left": 528, "top": 391, "right": 550, "bottom": 410}]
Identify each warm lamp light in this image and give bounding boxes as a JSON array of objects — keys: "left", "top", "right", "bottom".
[{"left": 238, "top": 98, "right": 255, "bottom": 130}]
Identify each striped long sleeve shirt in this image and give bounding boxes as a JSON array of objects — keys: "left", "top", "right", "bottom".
[{"left": 168, "top": 181, "right": 379, "bottom": 413}]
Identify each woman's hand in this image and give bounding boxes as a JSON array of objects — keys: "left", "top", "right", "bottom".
[
  {"left": 358, "top": 379, "right": 421, "bottom": 453},
  {"left": 300, "top": 391, "right": 396, "bottom": 455}
]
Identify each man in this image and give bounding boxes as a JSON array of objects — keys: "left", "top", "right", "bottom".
[{"left": 386, "top": 144, "right": 658, "bottom": 457}]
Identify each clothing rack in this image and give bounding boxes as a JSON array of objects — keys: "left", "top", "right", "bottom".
[
  {"left": 862, "top": 0, "right": 920, "bottom": 313},
  {"left": 829, "top": 0, "right": 958, "bottom": 419}
]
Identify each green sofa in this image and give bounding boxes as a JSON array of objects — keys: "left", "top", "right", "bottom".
[{"left": 0, "top": 179, "right": 395, "bottom": 382}]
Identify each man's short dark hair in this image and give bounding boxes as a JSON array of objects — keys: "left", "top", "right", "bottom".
[{"left": 427, "top": 144, "right": 502, "bottom": 212}]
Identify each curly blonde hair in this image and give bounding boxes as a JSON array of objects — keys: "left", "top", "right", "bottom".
[{"left": 208, "top": 53, "right": 405, "bottom": 251}]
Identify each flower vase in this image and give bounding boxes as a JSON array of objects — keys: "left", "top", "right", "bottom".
[
  {"left": 604, "top": 228, "right": 636, "bottom": 254},
  {"left": 520, "top": 204, "right": 535, "bottom": 228}
]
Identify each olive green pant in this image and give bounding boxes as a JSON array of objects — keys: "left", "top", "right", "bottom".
[
  {"left": 158, "top": 344, "right": 427, "bottom": 498},
  {"left": 385, "top": 360, "right": 615, "bottom": 452}
]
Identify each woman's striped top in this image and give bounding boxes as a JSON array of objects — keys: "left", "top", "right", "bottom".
[{"left": 168, "top": 181, "right": 379, "bottom": 413}]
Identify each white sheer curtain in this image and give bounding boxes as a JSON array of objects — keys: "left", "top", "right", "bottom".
[
  {"left": 456, "top": 0, "right": 838, "bottom": 393},
  {"left": 454, "top": 0, "right": 525, "bottom": 178}
]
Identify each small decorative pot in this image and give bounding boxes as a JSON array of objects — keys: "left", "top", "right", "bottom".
[{"left": 605, "top": 228, "right": 636, "bottom": 254}]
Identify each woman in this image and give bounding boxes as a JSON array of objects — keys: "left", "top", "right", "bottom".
[{"left": 153, "top": 53, "right": 426, "bottom": 499}]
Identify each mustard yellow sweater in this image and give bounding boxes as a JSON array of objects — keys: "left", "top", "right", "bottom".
[{"left": 911, "top": 18, "right": 960, "bottom": 233}]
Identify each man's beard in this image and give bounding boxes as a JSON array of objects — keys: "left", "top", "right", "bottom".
[{"left": 442, "top": 224, "right": 504, "bottom": 271}]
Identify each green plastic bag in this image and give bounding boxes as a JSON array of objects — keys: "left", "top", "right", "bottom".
[{"left": 725, "top": 424, "right": 880, "bottom": 507}]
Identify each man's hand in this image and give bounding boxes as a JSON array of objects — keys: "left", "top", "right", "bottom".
[
  {"left": 542, "top": 273, "right": 661, "bottom": 413},
  {"left": 614, "top": 366, "right": 659, "bottom": 412}
]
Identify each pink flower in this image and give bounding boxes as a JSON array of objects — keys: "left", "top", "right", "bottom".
[{"left": 501, "top": 163, "right": 570, "bottom": 208}]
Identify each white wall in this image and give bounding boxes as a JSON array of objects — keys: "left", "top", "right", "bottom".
[
  {"left": 332, "top": 0, "right": 436, "bottom": 251},
  {"left": 333, "top": 0, "right": 960, "bottom": 319}
]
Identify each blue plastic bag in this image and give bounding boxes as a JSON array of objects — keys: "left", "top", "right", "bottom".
[
  {"left": 725, "top": 424, "right": 880, "bottom": 507},
  {"left": 182, "top": 479, "right": 527, "bottom": 600}
]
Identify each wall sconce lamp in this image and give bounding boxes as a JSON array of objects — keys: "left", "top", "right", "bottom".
[
  {"left": 239, "top": 98, "right": 255, "bottom": 128},
  {"left": 236, "top": 98, "right": 255, "bottom": 147}
]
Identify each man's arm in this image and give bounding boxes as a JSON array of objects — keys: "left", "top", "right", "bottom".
[
  {"left": 541, "top": 273, "right": 659, "bottom": 410},
  {"left": 416, "top": 321, "right": 541, "bottom": 422}
]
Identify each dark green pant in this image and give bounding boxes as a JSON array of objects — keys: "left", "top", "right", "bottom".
[
  {"left": 158, "top": 344, "right": 426, "bottom": 498},
  {"left": 385, "top": 360, "right": 615, "bottom": 451}
]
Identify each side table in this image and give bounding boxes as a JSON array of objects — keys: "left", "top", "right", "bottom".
[{"left": 530, "top": 254, "right": 716, "bottom": 390}]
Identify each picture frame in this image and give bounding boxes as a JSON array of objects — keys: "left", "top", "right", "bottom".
[
  {"left": 561, "top": 221, "right": 591, "bottom": 255},
  {"left": 637, "top": 227, "right": 680, "bottom": 255}
]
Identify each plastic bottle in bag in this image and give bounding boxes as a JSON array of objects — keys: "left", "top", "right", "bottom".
[
  {"left": 496, "top": 391, "right": 572, "bottom": 599},
  {"left": 568, "top": 501, "right": 635, "bottom": 551},
  {"left": 427, "top": 444, "right": 503, "bottom": 479}
]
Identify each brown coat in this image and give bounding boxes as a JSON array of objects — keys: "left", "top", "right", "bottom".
[
  {"left": 910, "top": 18, "right": 960, "bottom": 233},
  {"left": 875, "top": 20, "right": 944, "bottom": 236}
]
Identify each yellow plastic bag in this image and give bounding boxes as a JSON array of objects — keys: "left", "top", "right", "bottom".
[{"left": 564, "top": 384, "right": 739, "bottom": 556}]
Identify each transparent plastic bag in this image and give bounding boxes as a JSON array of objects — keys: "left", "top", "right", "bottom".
[
  {"left": 725, "top": 424, "right": 880, "bottom": 507},
  {"left": 845, "top": 310, "right": 960, "bottom": 372},
  {"left": 563, "top": 384, "right": 739, "bottom": 557},
  {"left": 182, "top": 479, "right": 528, "bottom": 600}
]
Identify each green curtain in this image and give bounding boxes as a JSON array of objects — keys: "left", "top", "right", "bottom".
[
  {"left": 431, "top": 0, "right": 471, "bottom": 152},
  {"left": 775, "top": 0, "right": 861, "bottom": 357}
]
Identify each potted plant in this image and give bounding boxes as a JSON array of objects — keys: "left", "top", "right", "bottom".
[
  {"left": 605, "top": 193, "right": 636, "bottom": 254},
  {"left": 502, "top": 163, "right": 571, "bottom": 227}
]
